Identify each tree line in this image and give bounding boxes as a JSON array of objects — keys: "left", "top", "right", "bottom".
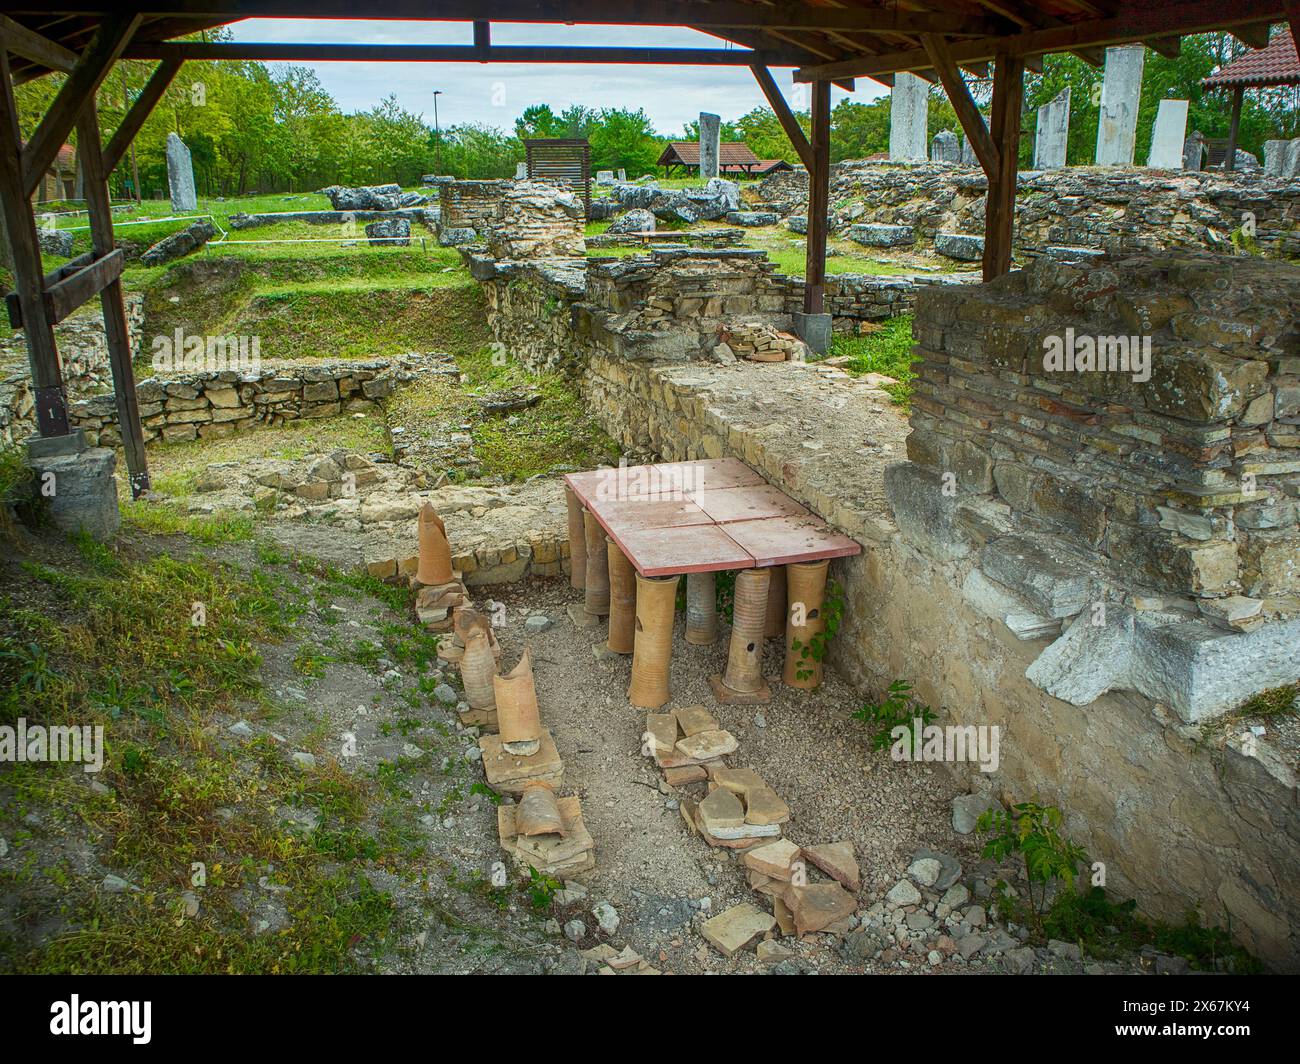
[{"left": 13, "top": 30, "right": 1298, "bottom": 201}]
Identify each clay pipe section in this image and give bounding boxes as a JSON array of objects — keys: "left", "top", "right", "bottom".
[
  {"left": 718, "top": 568, "right": 770, "bottom": 698},
  {"left": 763, "top": 563, "right": 787, "bottom": 639},
  {"left": 606, "top": 537, "right": 637, "bottom": 655},
  {"left": 416, "top": 502, "right": 453, "bottom": 586},
  {"left": 582, "top": 509, "right": 610, "bottom": 616},
  {"left": 495, "top": 648, "right": 542, "bottom": 754},
  {"left": 783, "top": 559, "right": 830, "bottom": 690},
  {"left": 565, "top": 483, "right": 586, "bottom": 591},
  {"left": 685, "top": 570, "right": 719, "bottom": 646},
  {"left": 459, "top": 625, "right": 498, "bottom": 710},
  {"left": 628, "top": 573, "right": 679, "bottom": 710}
]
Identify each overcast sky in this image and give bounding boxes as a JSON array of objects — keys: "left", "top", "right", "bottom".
[{"left": 226, "top": 19, "right": 884, "bottom": 134}]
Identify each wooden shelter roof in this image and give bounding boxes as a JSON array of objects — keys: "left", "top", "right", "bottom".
[
  {"left": 2, "top": 3, "right": 1294, "bottom": 88},
  {"left": 658, "top": 141, "right": 761, "bottom": 167},
  {"left": 1203, "top": 26, "right": 1300, "bottom": 91}
]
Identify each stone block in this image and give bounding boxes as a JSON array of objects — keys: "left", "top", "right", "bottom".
[{"left": 28, "top": 446, "right": 120, "bottom": 541}]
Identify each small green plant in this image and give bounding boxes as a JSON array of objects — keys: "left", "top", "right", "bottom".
[
  {"left": 977, "top": 801, "right": 1088, "bottom": 932},
  {"left": 524, "top": 866, "right": 561, "bottom": 912},
  {"left": 470, "top": 782, "right": 501, "bottom": 806},
  {"left": 789, "top": 578, "right": 844, "bottom": 683},
  {"left": 852, "top": 678, "right": 936, "bottom": 751}
]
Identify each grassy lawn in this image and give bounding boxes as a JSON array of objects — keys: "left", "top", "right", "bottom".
[{"left": 826, "top": 314, "right": 917, "bottom": 406}]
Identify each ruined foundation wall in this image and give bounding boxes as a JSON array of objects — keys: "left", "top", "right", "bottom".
[
  {"left": 578, "top": 348, "right": 1298, "bottom": 972},
  {"left": 760, "top": 162, "right": 1300, "bottom": 258}
]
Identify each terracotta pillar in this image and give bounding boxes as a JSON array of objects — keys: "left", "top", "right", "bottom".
[
  {"left": 459, "top": 625, "right": 498, "bottom": 710},
  {"left": 629, "top": 573, "right": 679, "bottom": 709},
  {"left": 495, "top": 649, "right": 542, "bottom": 755},
  {"left": 606, "top": 537, "right": 637, "bottom": 655},
  {"left": 416, "top": 502, "right": 453, "bottom": 585},
  {"left": 762, "top": 564, "right": 787, "bottom": 638},
  {"left": 685, "top": 571, "right": 719, "bottom": 645},
  {"left": 783, "top": 559, "right": 830, "bottom": 690},
  {"left": 711, "top": 568, "right": 771, "bottom": 703},
  {"left": 565, "top": 483, "right": 586, "bottom": 589},
  {"left": 582, "top": 509, "right": 610, "bottom": 616}
]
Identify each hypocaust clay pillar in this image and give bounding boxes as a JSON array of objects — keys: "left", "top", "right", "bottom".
[
  {"left": 606, "top": 537, "right": 637, "bottom": 655},
  {"left": 763, "top": 564, "right": 786, "bottom": 639},
  {"left": 565, "top": 483, "right": 586, "bottom": 590},
  {"left": 628, "top": 572, "right": 679, "bottom": 709},
  {"left": 720, "top": 568, "right": 769, "bottom": 696},
  {"left": 583, "top": 509, "right": 610, "bottom": 616},
  {"left": 495, "top": 648, "right": 542, "bottom": 755},
  {"left": 783, "top": 559, "right": 829, "bottom": 690},
  {"left": 684, "top": 570, "right": 719, "bottom": 645}
]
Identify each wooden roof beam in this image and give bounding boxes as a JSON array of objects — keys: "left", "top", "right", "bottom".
[
  {"left": 1233, "top": 22, "right": 1275, "bottom": 49},
  {"left": 8, "top": 2, "right": 1008, "bottom": 36},
  {"left": 795, "top": 0, "right": 1288, "bottom": 81},
  {"left": 1146, "top": 36, "right": 1183, "bottom": 57},
  {"left": 0, "top": 13, "right": 77, "bottom": 72}
]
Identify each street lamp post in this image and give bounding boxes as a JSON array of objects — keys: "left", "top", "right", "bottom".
[{"left": 433, "top": 90, "right": 443, "bottom": 175}]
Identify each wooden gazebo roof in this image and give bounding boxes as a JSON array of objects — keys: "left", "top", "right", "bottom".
[
  {"left": 2, "top": 2, "right": 1295, "bottom": 87},
  {"left": 1203, "top": 26, "right": 1300, "bottom": 91}
]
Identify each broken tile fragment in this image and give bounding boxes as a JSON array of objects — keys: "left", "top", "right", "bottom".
[
  {"left": 756, "top": 939, "right": 794, "bottom": 965},
  {"left": 675, "top": 704, "right": 719, "bottom": 737},
  {"left": 803, "top": 841, "right": 860, "bottom": 892},
  {"left": 743, "top": 787, "right": 789, "bottom": 826},
  {"left": 700, "top": 903, "right": 775, "bottom": 957},
  {"left": 664, "top": 765, "right": 708, "bottom": 787},
  {"left": 783, "top": 882, "right": 857, "bottom": 936},
  {"left": 744, "top": 838, "right": 802, "bottom": 881},
  {"left": 497, "top": 795, "right": 593, "bottom": 877},
  {"left": 697, "top": 786, "right": 745, "bottom": 832},
  {"left": 479, "top": 728, "right": 564, "bottom": 795},
  {"left": 675, "top": 729, "right": 738, "bottom": 761},
  {"left": 772, "top": 897, "right": 795, "bottom": 937},
  {"left": 644, "top": 711, "right": 678, "bottom": 755}
]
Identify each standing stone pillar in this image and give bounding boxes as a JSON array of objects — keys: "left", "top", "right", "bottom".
[
  {"left": 930, "top": 130, "right": 960, "bottom": 163},
  {"left": 1095, "top": 45, "right": 1145, "bottom": 166},
  {"left": 698, "top": 112, "right": 721, "bottom": 180},
  {"left": 165, "top": 131, "right": 197, "bottom": 212},
  {"left": 1148, "top": 99, "right": 1189, "bottom": 169},
  {"left": 710, "top": 568, "right": 771, "bottom": 704},
  {"left": 1033, "top": 87, "right": 1071, "bottom": 169},
  {"left": 1183, "top": 130, "right": 1207, "bottom": 171},
  {"left": 889, "top": 72, "right": 929, "bottom": 161}
]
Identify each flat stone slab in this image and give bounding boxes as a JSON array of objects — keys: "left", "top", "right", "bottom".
[
  {"left": 616, "top": 525, "right": 754, "bottom": 577},
  {"left": 479, "top": 728, "right": 563, "bottom": 795},
  {"left": 701, "top": 903, "right": 776, "bottom": 957},
  {"left": 643, "top": 711, "right": 679, "bottom": 755},
  {"left": 697, "top": 785, "right": 746, "bottom": 831}
]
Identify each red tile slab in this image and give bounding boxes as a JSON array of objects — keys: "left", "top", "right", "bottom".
[
  {"left": 652, "top": 457, "right": 766, "bottom": 495},
  {"left": 615, "top": 524, "right": 755, "bottom": 577},
  {"left": 688, "top": 483, "right": 810, "bottom": 524},
  {"left": 595, "top": 496, "right": 714, "bottom": 535},
  {"left": 719, "top": 514, "right": 862, "bottom": 568},
  {"left": 566, "top": 464, "right": 700, "bottom": 506}
]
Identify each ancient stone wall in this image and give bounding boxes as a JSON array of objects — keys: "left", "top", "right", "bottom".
[
  {"left": 760, "top": 161, "right": 1300, "bottom": 258},
  {"left": 438, "top": 179, "right": 509, "bottom": 233},
  {"left": 65, "top": 355, "right": 442, "bottom": 447},
  {"left": 576, "top": 346, "right": 1298, "bottom": 972},
  {"left": 0, "top": 295, "right": 144, "bottom": 445}
]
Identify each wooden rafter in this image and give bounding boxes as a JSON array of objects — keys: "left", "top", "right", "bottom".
[
  {"left": 21, "top": 12, "right": 140, "bottom": 197},
  {"left": 750, "top": 64, "right": 814, "bottom": 169},
  {"left": 921, "top": 34, "right": 998, "bottom": 173}
]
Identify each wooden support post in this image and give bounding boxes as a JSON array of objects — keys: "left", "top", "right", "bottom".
[
  {"left": 804, "top": 78, "right": 831, "bottom": 314},
  {"left": 1225, "top": 85, "right": 1244, "bottom": 172},
  {"left": 77, "top": 101, "right": 151, "bottom": 497},
  {"left": 104, "top": 58, "right": 180, "bottom": 172},
  {"left": 0, "top": 51, "right": 69, "bottom": 438},
  {"left": 922, "top": 34, "right": 997, "bottom": 174},
  {"left": 750, "top": 64, "right": 813, "bottom": 169},
  {"left": 982, "top": 52, "right": 1024, "bottom": 282}
]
